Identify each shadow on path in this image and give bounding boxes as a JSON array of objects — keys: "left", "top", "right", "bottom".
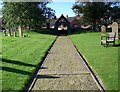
[
  {"left": 37, "top": 75, "right": 60, "bottom": 79},
  {"left": 40, "top": 66, "right": 48, "bottom": 69}
]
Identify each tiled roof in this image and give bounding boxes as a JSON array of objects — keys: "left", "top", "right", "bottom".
[
  {"left": 49, "top": 15, "right": 81, "bottom": 26},
  {"left": 67, "top": 17, "right": 75, "bottom": 22}
]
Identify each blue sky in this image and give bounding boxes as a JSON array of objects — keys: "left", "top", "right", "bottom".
[
  {"left": 47, "top": 2, "right": 75, "bottom": 18},
  {"left": 0, "top": 0, "right": 2, "bottom": 9},
  {"left": 0, "top": 0, "right": 119, "bottom": 18},
  {"left": 0, "top": 0, "right": 75, "bottom": 17}
]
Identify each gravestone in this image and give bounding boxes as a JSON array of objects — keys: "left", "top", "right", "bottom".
[
  {"left": 112, "top": 22, "right": 118, "bottom": 39},
  {"left": 101, "top": 25, "right": 106, "bottom": 34},
  {"left": 3, "top": 29, "right": 6, "bottom": 36},
  {"left": 6, "top": 29, "right": 11, "bottom": 36},
  {"left": 18, "top": 26, "right": 23, "bottom": 37}
]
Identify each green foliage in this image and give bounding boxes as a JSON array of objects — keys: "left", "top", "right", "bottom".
[
  {"left": 109, "top": 6, "right": 120, "bottom": 20},
  {"left": 2, "top": 2, "right": 56, "bottom": 31},
  {"left": 3, "top": 2, "right": 41, "bottom": 29},
  {"left": 72, "top": 2, "right": 109, "bottom": 19},
  {"left": 1, "top": 31, "right": 56, "bottom": 90},
  {"left": 70, "top": 32, "right": 118, "bottom": 90},
  {"left": 72, "top": 2, "right": 120, "bottom": 30}
]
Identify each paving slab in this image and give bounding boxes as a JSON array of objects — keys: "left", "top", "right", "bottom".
[{"left": 31, "top": 36, "right": 100, "bottom": 90}]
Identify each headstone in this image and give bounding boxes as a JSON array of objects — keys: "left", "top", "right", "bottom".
[
  {"left": 13, "top": 30, "right": 16, "bottom": 37},
  {"left": 3, "top": 30, "right": 7, "bottom": 36},
  {"left": 6, "top": 29, "right": 11, "bottom": 36},
  {"left": 101, "top": 25, "right": 106, "bottom": 34},
  {"left": 112, "top": 22, "right": 118, "bottom": 39},
  {"left": 18, "top": 26, "right": 23, "bottom": 37}
]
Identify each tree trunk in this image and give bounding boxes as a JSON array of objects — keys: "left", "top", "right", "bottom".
[
  {"left": 10, "top": 28, "right": 14, "bottom": 36},
  {"left": 13, "top": 31, "right": 16, "bottom": 37},
  {"left": 28, "top": 25, "right": 31, "bottom": 30},
  {"left": 13, "top": 28, "right": 17, "bottom": 37},
  {"left": 47, "top": 23, "right": 50, "bottom": 29},
  {"left": 6, "top": 29, "right": 11, "bottom": 36},
  {"left": 93, "top": 20, "right": 96, "bottom": 31},
  {"left": 18, "top": 25, "right": 23, "bottom": 37}
]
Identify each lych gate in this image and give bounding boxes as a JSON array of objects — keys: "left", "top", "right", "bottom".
[{"left": 55, "top": 14, "right": 70, "bottom": 35}]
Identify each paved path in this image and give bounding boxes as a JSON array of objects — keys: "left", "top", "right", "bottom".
[{"left": 31, "top": 36, "right": 101, "bottom": 90}]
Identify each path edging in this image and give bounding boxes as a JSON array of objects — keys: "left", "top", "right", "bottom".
[
  {"left": 69, "top": 36, "right": 105, "bottom": 92},
  {"left": 24, "top": 36, "right": 58, "bottom": 92}
]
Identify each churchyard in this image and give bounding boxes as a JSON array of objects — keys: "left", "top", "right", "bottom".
[
  {"left": 1, "top": 2, "right": 120, "bottom": 91},
  {"left": 70, "top": 32, "right": 119, "bottom": 90},
  {"left": 1, "top": 30, "right": 56, "bottom": 90},
  {"left": 1, "top": 26, "right": 119, "bottom": 90}
]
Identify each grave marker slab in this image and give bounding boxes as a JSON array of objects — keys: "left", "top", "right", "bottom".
[
  {"left": 101, "top": 25, "right": 106, "bottom": 34},
  {"left": 112, "top": 22, "right": 118, "bottom": 39}
]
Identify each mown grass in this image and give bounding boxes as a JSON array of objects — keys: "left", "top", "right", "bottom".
[
  {"left": 1, "top": 30, "right": 56, "bottom": 90},
  {"left": 70, "top": 32, "right": 118, "bottom": 90}
]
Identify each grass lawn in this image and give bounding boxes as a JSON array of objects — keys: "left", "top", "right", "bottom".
[
  {"left": 70, "top": 32, "right": 118, "bottom": 90},
  {"left": 1, "top": 30, "right": 56, "bottom": 90}
]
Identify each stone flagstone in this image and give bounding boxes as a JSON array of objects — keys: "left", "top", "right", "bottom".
[{"left": 31, "top": 36, "right": 102, "bottom": 90}]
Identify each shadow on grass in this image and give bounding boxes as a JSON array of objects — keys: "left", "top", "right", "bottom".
[
  {"left": 27, "top": 28, "right": 100, "bottom": 36},
  {"left": 1, "top": 66, "right": 32, "bottom": 75},
  {"left": 101, "top": 44, "right": 120, "bottom": 47},
  {"left": 69, "top": 28, "right": 100, "bottom": 36},
  {"left": 1, "top": 58, "right": 36, "bottom": 75},
  {"left": 37, "top": 75, "right": 60, "bottom": 79},
  {"left": 1, "top": 58, "right": 36, "bottom": 67},
  {"left": 70, "top": 28, "right": 120, "bottom": 35},
  {"left": 31, "top": 28, "right": 94, "bottom": 36},
  {"left": 114, "top": 44, "right": 120, "bottom": 47},
  {"left": 31, "top": 29, "right": 58, "bottom": 36}
]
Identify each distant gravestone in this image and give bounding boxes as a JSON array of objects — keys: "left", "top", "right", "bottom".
[
  {"left": 112, "top": 22, "right": 118, "bottom": 39},
  {"left": 3, "top": 29, "right": 6, "bottom": 36},
  {"left": 6, "top": 29, "right": 11, "bottom": 36},
  {"left": 18, "top": 26, "right": 23, "bottom": 37},
  {"left": 101, "top": 25, "right": 106, "bottom": 34}
]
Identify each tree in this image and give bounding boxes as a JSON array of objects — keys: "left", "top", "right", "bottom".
[
  {"left": 109, "top": 6, "right": 120, "bottom": 21},
  {"left": 3, "top": 2, "right": 30, "bottom": 37},
  {"left": 2, "top": 2, "right": 55, "bottom": 37},
  {"left": 72, "top": 2, "right": 120, "bottom": 31}
]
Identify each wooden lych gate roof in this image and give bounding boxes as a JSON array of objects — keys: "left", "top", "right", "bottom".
[{"left": 55, "top": 14, "right": 70, "bottom": 25}]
